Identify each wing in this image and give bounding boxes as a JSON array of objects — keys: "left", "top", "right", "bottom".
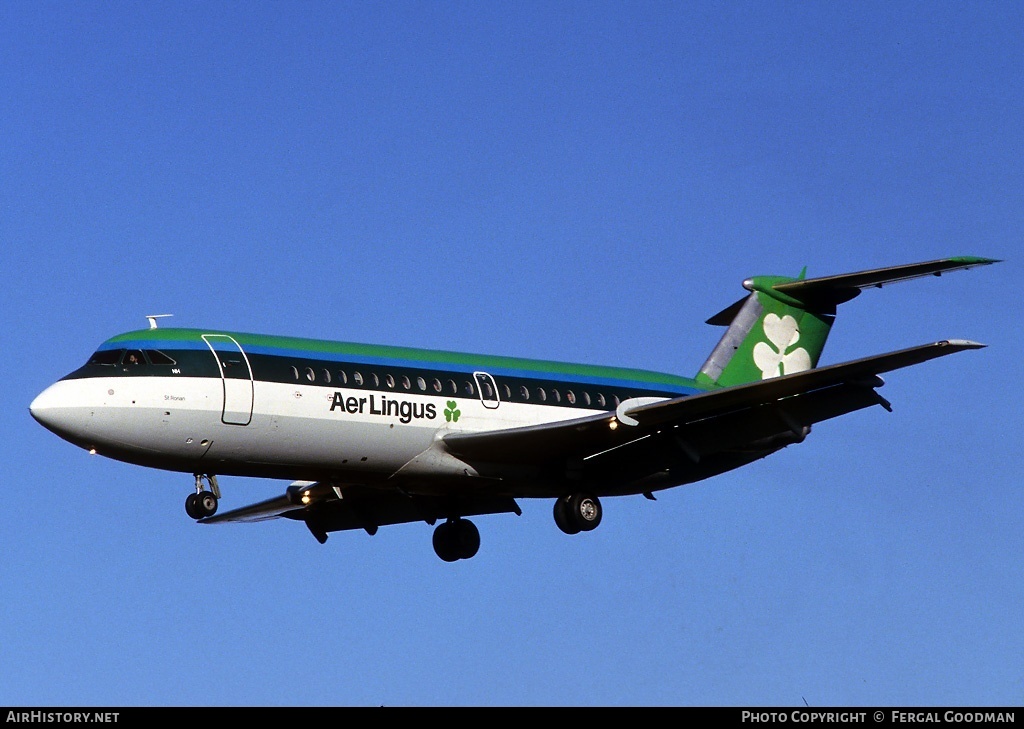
[
  {"left": 200, "top": 479, "right": 521, "bottom": 543},
  {"left": 441, "top": 340, "right": 985, "bottom": 467}
]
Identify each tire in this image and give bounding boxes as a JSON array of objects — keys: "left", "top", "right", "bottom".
[
  {"left": 198, "top": 491, "right": 218, "bottom": 518},
  {"left": 568, "top": 493, "right": 602, "bottom": 532},
  {"left": 553, "top": 496, "right": 581, "bottom": 535},
  {"left": 456, "top": 519, "right": 480, "bottom": 560},
  {"left": 432, "top": 521, "right": 460, "bottom": 562},
  {"left": 185, "top": 493, "right": 202, "bottom": 520}
]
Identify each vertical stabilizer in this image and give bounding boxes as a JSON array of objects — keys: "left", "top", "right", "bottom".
[{"left": 698, "top": 274, "right": 834, "bottom": 388}]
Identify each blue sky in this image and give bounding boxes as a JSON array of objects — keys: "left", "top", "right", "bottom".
[{"left": 2, "top": 1, "right": 1021, "bottom": 707}]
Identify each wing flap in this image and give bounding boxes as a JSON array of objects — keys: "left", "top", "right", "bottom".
[{"left": 671, "top": 381, "right": 886, "bottom": 457}]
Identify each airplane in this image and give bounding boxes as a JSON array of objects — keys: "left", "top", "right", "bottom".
[{"left": 30, "top": 256, "right": 998, "bottom": 561}]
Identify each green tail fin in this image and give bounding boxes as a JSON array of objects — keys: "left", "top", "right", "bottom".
[
  {"left": 697, "top": 273, "right": 834, "bottom": 387},
  {"left": 697, "top": 256, "right": 1000, "bottom": 388}
]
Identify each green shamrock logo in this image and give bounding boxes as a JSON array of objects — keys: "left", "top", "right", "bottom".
[{"left": 444, "top": 400, "right": 461, "bottom": 422}]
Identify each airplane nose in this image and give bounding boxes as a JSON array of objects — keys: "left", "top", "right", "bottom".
[
  {"left": 30, "top": 383, "right": 65, "bottom": 431},
  {"left": 30, "top": 381, "right": 90, "bottom": 441}
]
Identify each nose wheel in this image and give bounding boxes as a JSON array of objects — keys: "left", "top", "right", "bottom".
[{"left": 185, "top": 474, "right": 220, "bottom": 520}]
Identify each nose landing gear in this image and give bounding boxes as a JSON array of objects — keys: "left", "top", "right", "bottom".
[{"left": 185, "top": 473, "right": 220, "bottom": 520}]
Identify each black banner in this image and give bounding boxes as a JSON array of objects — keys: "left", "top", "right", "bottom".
[{"left": 0, "top": 708, "right": 1020, "bottom": 723}]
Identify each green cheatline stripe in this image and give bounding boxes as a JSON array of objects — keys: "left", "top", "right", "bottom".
[{"left": 107, "top": 328, "right": 702, "bottom": 389}]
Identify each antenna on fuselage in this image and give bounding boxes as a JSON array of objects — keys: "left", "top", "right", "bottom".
[{"left": 146, "top": 314, "right": 173, "bottom": 329}]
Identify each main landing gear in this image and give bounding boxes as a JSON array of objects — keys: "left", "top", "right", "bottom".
[
  {"left": 553, "top": 493, "right": 602, "bottom": 535},
  {"left": 432, "top": 518, "right": 480, "bottom": 562},
  {"left": 185, "top": 473, "right": 220, "bottom": 520},
  {"left": 430, "top": 493, "right": 603, "bottom": 562}
]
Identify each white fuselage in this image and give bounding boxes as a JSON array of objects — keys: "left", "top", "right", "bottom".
[{"left": 30, "top": 371, "right": 606, "bottom": 483}]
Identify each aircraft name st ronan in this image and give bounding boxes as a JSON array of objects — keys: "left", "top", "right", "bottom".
[{"left": 329, "top": 391, "right": 439, "bottom": 424}]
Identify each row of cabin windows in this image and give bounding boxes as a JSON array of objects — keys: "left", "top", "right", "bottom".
[
  {"left": 87, "top": 350, "right": 626, "bottom": 408},
  {"left": 289, "top": 365, "right": 622, "bottom": 408}
]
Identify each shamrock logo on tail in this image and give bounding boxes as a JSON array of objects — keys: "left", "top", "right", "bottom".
[
  {"left": 753, "top": 313, "right": 812, "bottom": 379},
  {"left": 444, "top": 400, "right": 461, "bottom": 422}
]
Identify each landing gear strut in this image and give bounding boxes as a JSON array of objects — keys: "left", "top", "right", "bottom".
[
  {"left": 432, "top": 518, "right": 480, "bottom": 562},
  {"left": 185, "top": 473, "right": 220, "bottom": 520},
  {"left": 553, "top": 493, "right": 602, "bottom": 535}
]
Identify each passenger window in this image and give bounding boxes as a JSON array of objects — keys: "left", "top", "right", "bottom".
[
  {"left": 386, "top": 374, "right": 395, "bottom": 388},
  {"left": 401, "top": 375, "right": 411, "bottom": 390},
  {"left": 551, "top": 389, "right": 561, "bottom": 403},
  {"left": 566, "top": 390, "right": 576, "bottom": 405},
  {"left": 291, "top": 366, "right": 299, "bottom": 380},
  {"left": 612, "top": 395, "right": 620, "bottom": 407},
  {"left": 432, "top": 378, "right": 442, "bottom": 393},
  {"left": 464, "top": 381, "right": 476, "bottom": 396},
  {"left": 371, "top": 373, "right": 380, "bottom": 387},
  {"left": 582, "top": 391, "right": 591, "bottom": 406},
  {"left": 145, "top": 350, "right": 176, "bottom": 365},
  {"left": 417, "top": 377, "right": 426, "bottom": 391},
  {"left": 305, "top": 367, "right": 315, "bottom": 382},
  {"left": 322, "top": 369, "right": 331, "bottom": 384},
  {"left": 88, "top": 349, "right": 124, "bottom": 366},
  {"left": 338, "top": 370, "right": 348, "bottom": 385},
  {"left": 502, "top": 384, "right": 512, "bottom": 399},
  {"left": 448, "top": 379, "right": 458, "bottom": 395},
  {"left": 596, "top": 393, "right": 606, "bottom": 407},
  {"left": 353, "top": 372, "right": 364, "bottom": 386},
  {"left": 520, "top": 385, "right": 530, "bottom": 400},
  {"left": 536, "top": 387, "right": 547, "bottom": 402}
]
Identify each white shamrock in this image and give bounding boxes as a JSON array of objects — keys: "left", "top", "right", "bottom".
[{"left": 752, "top": 313, "right": 812, "bottom": 379}]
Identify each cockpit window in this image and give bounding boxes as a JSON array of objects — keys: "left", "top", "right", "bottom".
[
  {"left": 123, "top": 350, "right": 145, "bottom": 366},
  {"left": 144, "top": 349, "right": 176, "bottom": 365},
  {"left": 88, "top": 349, "right": 124, "bottom": 366}
]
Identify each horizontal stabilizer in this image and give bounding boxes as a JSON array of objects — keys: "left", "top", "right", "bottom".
[
  {"left": 772, "top": 256, "right": 1000, "bottom": 307},
  {"left": 706, "top": 296, "right": 748, "bottom": 326},
  {"left": 706, "top": 256, "right": 999, "bottom": 324}
]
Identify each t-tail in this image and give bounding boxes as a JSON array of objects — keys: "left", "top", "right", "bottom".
[{"left": 697, "top": 256, "right": 1000, "bottom": 388}]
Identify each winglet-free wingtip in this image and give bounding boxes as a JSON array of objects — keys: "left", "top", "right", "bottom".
[
  {"left": 950, "top": 256, "right": 1002, "bottom": 266},
  {"left": 940, "top": 339, "right": 986, "bottom": 349}
]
